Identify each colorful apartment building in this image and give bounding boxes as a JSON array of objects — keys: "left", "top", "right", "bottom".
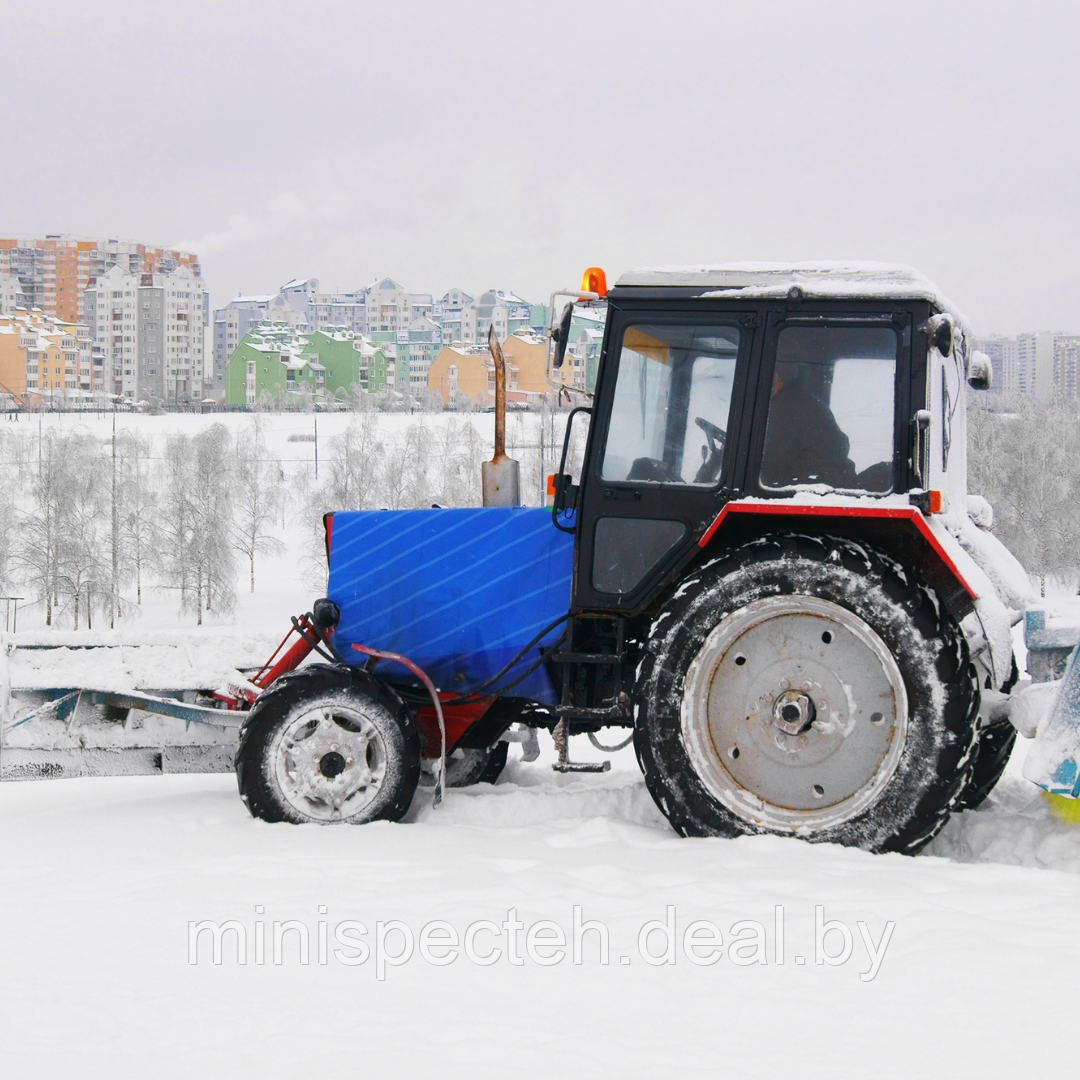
[
  {"left": 0, "top": 235, "right": 201, "bottom": 327},
  {"left": 224, "top": 323, "right": 388, "bottom": 407},
  {"left": 0, "top": 310, "right": 95, "bottom": 404},
  {"left": 427, "top": 325, "right": 598, "bottom": 407},
  {"left": 426, "top": 331, "right": 550, "bottom": 407}
]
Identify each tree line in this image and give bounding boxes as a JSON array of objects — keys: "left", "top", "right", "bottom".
[
  {"left": 968, "top": 395, "right": 1080, "bottom": 596},
  {"left": 0, "top": 409, "right": 558, "bottom": 631}
]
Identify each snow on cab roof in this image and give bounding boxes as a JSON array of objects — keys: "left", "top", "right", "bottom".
[{"left": 616, "top": 261, "right": 963, "bottom": 318}]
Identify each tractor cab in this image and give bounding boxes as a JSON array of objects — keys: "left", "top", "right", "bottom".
[{"left": 552, "top": 263, "right": 981, "bottom": 619}]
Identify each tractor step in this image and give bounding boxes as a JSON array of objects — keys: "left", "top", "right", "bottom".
[
  {"left": 553, "top": 760, "right": 611, "bottom": 774},
  {"left": 551, "top": 717, "right": 612, "bottom": 773}
]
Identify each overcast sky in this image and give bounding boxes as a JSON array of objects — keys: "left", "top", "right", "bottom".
[{"left": 5, "top": 0, "right": 1078, "bottom": 335}]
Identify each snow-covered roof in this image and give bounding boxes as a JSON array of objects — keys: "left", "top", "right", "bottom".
[
  {"left": 507, "top": 330, "right": 545, "bottom": 345},
  {"left": 616, "top": 262, "right": 961, "bottom": 316},
  {"left": 442, "top": 343, "right": 490, "bottom": 357}
]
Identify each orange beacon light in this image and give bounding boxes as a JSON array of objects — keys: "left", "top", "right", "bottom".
[{"left": 580, "top": 267, "right": 607, "bottom": 298}]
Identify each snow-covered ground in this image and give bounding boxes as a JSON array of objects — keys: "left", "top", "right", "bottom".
[
  {"left": 3, "top": 745, "right": 1080, "bottom": 1078},
  {"left": 5, "top": 409, "right": 1080, "bottom": 1076}
]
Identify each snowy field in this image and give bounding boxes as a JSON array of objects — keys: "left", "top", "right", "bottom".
[
  {"left": 3, "top": 750, "right": 1080, "bottom": 1078},
  {"left": 4, "top": 409, "right": 1080, "bottom": 1076}
]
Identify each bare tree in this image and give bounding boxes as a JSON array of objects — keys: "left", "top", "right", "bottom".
[
  {"left": 15, "top": 430, "right": 110, "bottom": 628},
  {"left": 433, "top": 417, "right": 483, "bottom": 507},
  {"left": 320, "top": 413, "right": 384, "bottom": 511},
  {"left": 0, "top": 429, "right": 19, "bottom": 600},
  {"left": 382, "top": 422, "right": 433, "bottom": 509},
  {"left": 232, "top": 420, "right": 285, "bottom": 592},
  {"left": 158, "top": 426, "right": 237, "bottom": 624},
  {"left": 115, "top": 429, "right": 156, "bottom": 608},
  {"left": 17, "top": 430, "right": 69, "bottom": 626},
  {"left": 56, "top": 437, "right": 109, "bottom": 629},
  {"left": 191, "top": 424, "right": 237, "bottom": 619}
]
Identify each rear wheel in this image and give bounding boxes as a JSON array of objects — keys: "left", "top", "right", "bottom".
[
  {"left": 235, "top": 665, "right": 421, "bottom": 824},
  {"left": 634, "top": 533, "right": 980, "bottom": 854},
  {"left": 955, "top": 718, "right": 1017, "bottom": 811}
]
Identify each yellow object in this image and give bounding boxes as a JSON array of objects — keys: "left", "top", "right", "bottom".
[
  {"left": 1044, "top": 790, "right": 1080, "bottom": 822},
  {"left": 622, "top": 326, "right": 672, "bottom": 366}
]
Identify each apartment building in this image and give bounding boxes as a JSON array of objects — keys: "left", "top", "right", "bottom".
[
  {"left": 0, "top": 310, "right": 95, "bottom": 404},
  {"left": 1053, "top": 336, "right": 1080, "bottom": 399},
  {"left": 976, "top": 332, "right": 1079, "bottom": 400},
  {"left": 85, "top": 264, "right": 207, "bottom": 401},
  {"left": 0, "top": 273, "right": 20, "bottom": 315},
  {"left": 223, "top": 323, "right": 387, "bottom": 406},
  {"left": 427, "top": 332, "right": 552, "bottom": 407},
  {"left": 213, "top": 291, "right": 312, "bottom": 393},
  {"left": 390, "top": 316, "right": 444, "bottom": 397},
  {"left": 0, "top": 235, "right": 200, "bottom": 326}
]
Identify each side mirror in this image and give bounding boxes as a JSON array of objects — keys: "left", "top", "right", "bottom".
[
  {"left": 926, "top": 313, "right": 953, "bottom": 357},
  {"left": 968, "top": 350, "right": 992, "bottom": 391},
  {"left": 551, "top": 302, "right": 574, "bottom": 368}
]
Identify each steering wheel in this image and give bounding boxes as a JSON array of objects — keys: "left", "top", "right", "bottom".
[{"left": 693, "top": 416, "right": 726, "bottom": 484}]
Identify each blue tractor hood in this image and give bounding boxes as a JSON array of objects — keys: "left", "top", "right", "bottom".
[{"left": 326, "top": 507, "right": 574, "bottom": 705}]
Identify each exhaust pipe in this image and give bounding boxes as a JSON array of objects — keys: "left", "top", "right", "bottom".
[{"left": 482, "top": 324, "right": 520, "bottom": 507}]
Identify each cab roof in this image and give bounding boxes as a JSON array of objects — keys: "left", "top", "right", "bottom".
[{"left": 614, "top": 261, "right": 962, "bottom": 321}]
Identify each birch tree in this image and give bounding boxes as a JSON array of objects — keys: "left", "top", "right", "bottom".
[
  {"left": 320, "top": 413, "right": 384, "bottom": 511},
  {"left": 115, "top": 429, "right": 156, "bottom": 608},
  {"left": 232, "top": 421, "right": 285, "bottom": 592},
  {"left": 158, "top": 426, "right": 237, "bottom": 624}
]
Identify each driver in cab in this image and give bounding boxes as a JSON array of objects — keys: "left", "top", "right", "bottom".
[{"left": 760, "top": 337, "right": 858, "bottom": 490}]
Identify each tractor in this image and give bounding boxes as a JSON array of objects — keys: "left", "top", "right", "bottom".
[{"left": 230, "top": 262, "right": 1045, "bottom": 855}]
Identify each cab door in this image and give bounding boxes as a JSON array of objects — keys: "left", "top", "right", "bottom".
[{"left": 571, "top": 305, "right": 756, "bottom": 615}]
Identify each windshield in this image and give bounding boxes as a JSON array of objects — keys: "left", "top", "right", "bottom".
[{"left": 601, "top": 322, "right": 740, "bottom": 485}]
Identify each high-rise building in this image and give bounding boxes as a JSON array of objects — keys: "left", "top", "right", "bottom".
[
  {"left": 1014, "top": 333, "right": 1056, "bottom": 400},
  {"left": 1053, "top": 335, "right": 1080, "bottom": 399},
  {"left": 974, "top": 335, "right": 1019, "bottom": 394},
  {"left": 976, "top": 332, "right": 1080, "bottom": 400},
  {"left": 84, "top": 264, "right": 207, "bottom": 401},
  {"left": 0, "top": 272, "right": 20, "bottom": 315},
  {"left": 0, "top": 235, "right": 200, "bottom": 326}
]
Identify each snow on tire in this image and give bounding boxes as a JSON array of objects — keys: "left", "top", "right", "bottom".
[
  {"left": 633, "top": 533, "right": 980, "bottom": 854},
  {"left": 235, "top": 664, "right": 421, "bottom": 824}
]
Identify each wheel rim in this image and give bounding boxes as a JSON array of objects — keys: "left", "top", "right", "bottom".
[
  {"left": 681, "top": 595, "right": 908, "bottom": 833},
  {"left": 271, "top": 704, "right": 389, "bottom": 822}
]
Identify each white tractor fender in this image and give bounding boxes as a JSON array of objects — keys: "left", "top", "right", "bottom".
[{"left": 922, "top": 512, "right": 1020, "bottom": 690}]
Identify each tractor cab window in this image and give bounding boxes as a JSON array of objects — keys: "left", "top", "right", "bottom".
[
  {"left": 760, "top": 325, "right": 897, "bottom": 493},
  {"left": 601, "top": 322, "right": 739, "bottom": 486}
]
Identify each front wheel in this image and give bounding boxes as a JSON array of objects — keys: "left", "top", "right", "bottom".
[
  {"left": 235, "top": 665, "right": 421, "bottom": 824},
  {"left": 634, "top": 533, "right": 980, "bottom": 854}
]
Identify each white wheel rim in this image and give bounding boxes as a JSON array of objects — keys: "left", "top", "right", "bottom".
[
  {"left": 681, "top": 595, "right": 908, "bottom": 832},
  {"left": 270, "top": 704, "right": 389, "bottom": 822}
]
